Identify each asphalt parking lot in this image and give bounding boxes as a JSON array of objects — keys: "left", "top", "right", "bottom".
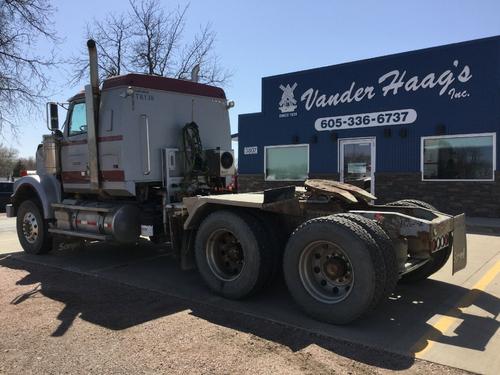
[{"left": 0, "top": 214, "right": 499, "bottom": 374}]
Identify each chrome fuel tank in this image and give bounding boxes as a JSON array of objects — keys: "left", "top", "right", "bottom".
[{"left": 53, "top": 202, "right": 140, "bottom": 243}]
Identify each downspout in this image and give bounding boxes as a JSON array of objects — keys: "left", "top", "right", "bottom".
[{"left": 85, "top": 39, "right": 100, "bottom": 192}]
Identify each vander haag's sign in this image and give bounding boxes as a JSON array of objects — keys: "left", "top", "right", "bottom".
[{"left": 277, "top": 60, "right": 473, "bottom": 131}]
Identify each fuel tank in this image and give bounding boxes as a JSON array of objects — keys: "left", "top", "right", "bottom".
[{"left": 54, "top": 201, "right": 140, "bottom": 243}]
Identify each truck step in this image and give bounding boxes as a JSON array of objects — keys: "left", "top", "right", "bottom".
[
  {"left": 51, "top": 203, "right": 113, "bottom": 213},
  {"left": 48, "top": 228, "right": 112, "bottom": 241}
]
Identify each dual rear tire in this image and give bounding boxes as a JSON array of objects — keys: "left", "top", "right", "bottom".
[
  {"left": 283, "top": 215, "right": 397, "bottom": 324},
  {"left": 194, "top": 210, "right": 275, "bottom": 299},
  {"left": 195, "top": 210, "right": 397, "bottom": 324}
]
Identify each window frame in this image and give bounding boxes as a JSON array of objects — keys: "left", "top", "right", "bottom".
[
  {"left": 337, "top": 136, "right": 376, "bottom": 196},
  {"left": 264, "top": 143, "right": 310, "bottom": 181},
  {"left": 420, "top": 132, "right": 496, "bottom": 182}
]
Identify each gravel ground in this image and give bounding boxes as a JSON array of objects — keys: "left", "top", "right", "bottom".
[{"left": 0, "top": 256, "right": 470, "bottom": 375}]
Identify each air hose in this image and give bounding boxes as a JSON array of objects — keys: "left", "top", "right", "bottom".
[{"left": 182, "top": 121, "right": 206, "bottom": 175}]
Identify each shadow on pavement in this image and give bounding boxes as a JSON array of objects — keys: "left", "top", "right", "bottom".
[
  {"left": 4, "top": 256, "right": 191, "bottom": 334},
  {"left": 0, "top": 244, "right": 498, "bottom": 371},
  {"left": 372, "top": 280, "right": 499, "bottom": 353}
]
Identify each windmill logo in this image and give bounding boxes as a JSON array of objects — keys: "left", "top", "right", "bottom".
[{"left": 278, "top": 83, "right": 298, "bottom": 114}]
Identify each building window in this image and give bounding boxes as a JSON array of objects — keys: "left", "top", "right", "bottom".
[
  {"left": 421, "top": 133, "right": 496, "bottom": 181},
  {"left": 265, "top": 144, "right": 309, "bottom": 181}
]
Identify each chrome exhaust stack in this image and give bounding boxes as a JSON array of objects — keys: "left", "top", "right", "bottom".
[{"left": 85, "top": 39, "right": 100, "bottom": 191}]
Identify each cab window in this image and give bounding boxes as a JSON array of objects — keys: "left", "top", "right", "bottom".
[{"left": 68, "top": 102, "right": 87, "bottom": 136}]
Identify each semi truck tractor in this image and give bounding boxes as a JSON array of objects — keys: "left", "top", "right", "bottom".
[{"left": 6, "top": 40, "right": 467, "bottom": 324}]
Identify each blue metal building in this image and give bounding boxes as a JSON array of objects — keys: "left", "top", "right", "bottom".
[{"left": 237, "top": 36, "right": 500, "bottom": 217}]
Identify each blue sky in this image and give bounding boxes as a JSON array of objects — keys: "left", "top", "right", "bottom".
[{"left": 8, "top": 0, "right": 500, "bottom": 157}]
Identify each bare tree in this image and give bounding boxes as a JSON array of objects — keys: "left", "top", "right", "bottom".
[
  {"left": 70, "top": 13, "right": 132, "bottom": 85},
  {"left": 175, "top": 23, "right": 230, "bottom": 85},
  {"left": 0, "top": 0, "right": 57, "bottom": 134},
  {"left": 129, "top": 0, "right": 187, "bottom": 76},
  {"left": 70, "top": 0, "right": 230, "bottom": 87}
]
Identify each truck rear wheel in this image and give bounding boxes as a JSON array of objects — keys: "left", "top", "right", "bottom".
[
  {"left": 245, "top": 212, "right": 287, "bottom": 286},
  {"left": 400, "top": 245, "right": 452, "bottom": 283},
  {"left": 283, "top": 215, "right": 385, "bottom": 324},
  {"left": 387, "top": 200, "right": 452, "bottom": 283},
  {"left": 16, "top": 200, "right": 52, "bottom": 255},
  {"left": 194, "top": 210, "right": 273, "bottom": 299},
  {"left": 335, "top": 213, "right": 399, "bottom": 300}
]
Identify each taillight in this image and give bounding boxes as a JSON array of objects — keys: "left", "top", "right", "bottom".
[
  {"left": 431, "top": 239, "right": 437, "bottom": 251},
  {"left": 20, "top": 170, "right": 28, "bottom": 177},
  {"left": 226, "top": 175, "right": 238, "bottom": 192}
]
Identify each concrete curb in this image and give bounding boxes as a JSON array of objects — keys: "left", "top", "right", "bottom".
[{"left": 466, "top": 217, "right": 500, "bottom": 235}]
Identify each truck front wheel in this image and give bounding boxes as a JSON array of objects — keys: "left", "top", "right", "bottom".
[
  {"left": 194, "top": 210, "right": 272, "bottom": 299},
  {"left": 16, "top": 200, "right": 53, "bottom": 255}
]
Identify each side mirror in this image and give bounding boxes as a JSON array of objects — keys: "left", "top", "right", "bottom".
[{"left": 48, "top": 102, "right": 59, "bottom": 131}]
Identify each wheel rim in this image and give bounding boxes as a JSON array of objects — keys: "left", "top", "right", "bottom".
[
  {"left": 299, "top": 241, "right": 354, "bottom": 303},
  {"left": 22, "top": 211, "right": 39, "bottom": 244},
  {"left": 206, "top": 229, "right": 244, "bottom": 281}
]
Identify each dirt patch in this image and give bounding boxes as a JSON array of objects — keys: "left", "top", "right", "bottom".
[{"left": 0, "top": 257, "right": 470, "bottom": 374}]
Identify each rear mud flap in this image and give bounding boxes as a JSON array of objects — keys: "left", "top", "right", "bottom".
[{"left": 452, "top": 213, "right": 467, "bottom": 274}]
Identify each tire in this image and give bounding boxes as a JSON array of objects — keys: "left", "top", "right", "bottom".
[
  {"left": 16, "top": 199, "right": 52, "bottom": 255},
  {"left": 283, "top": 215, "right": 386, "bottom": 324},
  {"left": 246, "top": 212, "right": 287, "bottom": 286},
  {"left": 335, "top": 213, "right": 399, "bottom": 300},
  {"left": 386, "top": 200, "right": 451, "bottom": 283},
  {"left": 386, "top": 199, "right": 436, "bottom": 211},
  {"left": 149, "top": 234, "right": 167, "bottom": 244},
  {"left": 194, "top": 210, "right": 273, "bottom": 299},
  {"left": 400, "top": 244, "right": 452, "bottom": 283}
]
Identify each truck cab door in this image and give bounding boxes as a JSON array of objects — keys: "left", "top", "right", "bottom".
[{"left": 60, "top": 101, "right": 91, "bottom": 191}]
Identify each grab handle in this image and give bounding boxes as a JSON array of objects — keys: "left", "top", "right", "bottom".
[{"left": 141, "top": 114, "right": 151, "bottom": 175}]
